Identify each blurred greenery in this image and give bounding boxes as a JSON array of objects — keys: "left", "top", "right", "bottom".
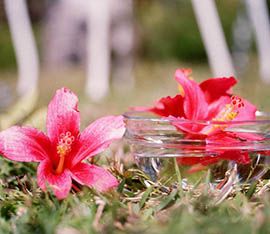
[
  {"left": 0, "top": 0, "right": 241, "bottom": 69},
  {"left": 0, "top": 24, "right": 41, "bottom": 70},
  {"left": 136, "top": 0, "right": 239, "bottom": 61},
  {"left": 0, "top": 24, "right": 16, "bottom": 69}
]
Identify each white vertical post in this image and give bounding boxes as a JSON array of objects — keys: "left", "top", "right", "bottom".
[
  {"left": 85, "top": 0, "right": 111, "bottom": 101},
  {"left": 191, "top": 0, "right": 235, "bottom": 77},
  {"left": 231, "top": 8, "right": 253, "bottom": 73},
  {"left": 111, "top": 0, "right": 134, "bottom": 91},
  {"left": 4, "top": 0, "right": 39, "bottom": 96},
  {"left": 245, "top": 0, "right": 270, "bottom": 83}
]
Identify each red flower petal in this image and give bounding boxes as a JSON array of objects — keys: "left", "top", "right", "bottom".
[
  {"left": 151, "top": 95, "right": 185, "bottom": 117},
  {"left": 234, "top": 132, "right": 264, "bottom": 141},
  {"left": 0, "top": 126, "right": 51, "bottom": 162},
  {"left": 233, "top": 98, "right": 257, "bottom": 121},
  {"left": 133, "top": 95, "right": 185, "bottom": 118},
  {"left": 206, "top": 131, "right": 262, "bottom": 145},
  {"left": 177, "top": 156, "right": 216, "bottom": 166},
  {"left": 199, "top": 77, "right": 237, "bottom": 103},
  {"left": 179, "top": 150, "right": 250, "bottom": 174},
  {"left": 219, "top": 151, "right": 250, "bottom": 164},
  {"left": 46, "top": 88, "right": 80, "bottom": 145},
  {"left": 207, "top": 96, "right": 231, "bottom": 120},
  {"left": 71, "top": 115, "right": 125, "bottom": 166},
  {"left": 37, "top": 160, "right": 72, "bottom": 199},
  {"left": 175, "top": 69, "right": 208, "bottom": 120},
  {"left": 71, "top": 162, "right": 118, "bottom": 192},
  {"left": 166, "top": 116, "right": 206, "bottom": 136}
]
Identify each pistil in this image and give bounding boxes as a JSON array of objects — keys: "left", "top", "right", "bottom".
[
  {"left": 55, "top": 131, "right": 75, "bottom": 174},
  {"left": 213, "top": 96, "right": 244, "bottom": 122},
  {"left": 202, "top": 96, "right": 244, "bottom": 135}
]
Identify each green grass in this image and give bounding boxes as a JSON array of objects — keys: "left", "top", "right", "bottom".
[{"left": 1, "top": 155, "right": 270, "bottom": 234}]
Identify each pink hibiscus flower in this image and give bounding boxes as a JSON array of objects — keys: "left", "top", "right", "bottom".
[
  {"left": 170, "top": 69, "right": 257, "bottom": 167},
  {"left": 134, "top": 69, "right": 238, "bottom": 119},
  {"left": 0, "top": 88, "right": 125, "bottom": 199},
  {"left": 170, "top": 69, "right": 256, "bottom": 133},
  {"left": 136, "top": 68, "right": 256, "bottom": 124},
  {"left": 134, "top": 69, "right": 259, "bottom": 168}
]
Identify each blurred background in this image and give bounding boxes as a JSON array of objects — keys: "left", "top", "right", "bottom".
[{"left": 1, "top": 0, "right": 270, "bottom": 130}]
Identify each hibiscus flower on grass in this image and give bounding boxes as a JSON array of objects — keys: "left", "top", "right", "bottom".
[
  {"left": 134, "top": 69, "right": 259, "bottom": 169},
  {"left": 0, "top": 88, "right": 125, "bottom": 199}
]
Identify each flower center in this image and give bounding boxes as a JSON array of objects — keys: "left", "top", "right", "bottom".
[
  {"left": 213, "top": 96, "right": 244, "bottom": 122},
  {"left": 55, "top": 131, "right": 75, "bottom": 174},
  {"left": 202, "top": 96, "right": 244, "bottom": 135}
]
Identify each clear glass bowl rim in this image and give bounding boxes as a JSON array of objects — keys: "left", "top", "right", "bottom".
[{"left": 123, "top": 111, "right": 270, "bottom": 126}]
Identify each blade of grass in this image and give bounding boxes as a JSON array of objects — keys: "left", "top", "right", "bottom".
[
  {"left": 155, "top": 189, "right": 178, "bottom": 212},
  {"left": 117, "top": 178, "right": 126, "bottom": 193},
  {"left": 245, "top": 181, "right": 258, "bottom": 199},
  {"left": 173, "top": 158, "right": 182, "bottom": 195},
  {"left": 139, "top": 186, "right": 153, "bottom": 209}
]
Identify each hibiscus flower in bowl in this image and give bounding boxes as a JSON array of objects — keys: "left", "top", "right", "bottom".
[{"left": 125, "top": 69, "right": 270, "bottom": 193}]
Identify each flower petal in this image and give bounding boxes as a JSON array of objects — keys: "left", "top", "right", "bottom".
[
  {"left": 132, "top": 95, "right": 185, "bottom": 118},
  {"left": 0, "top": 126, "right": 51, "bottom": 162},
  {"left": 175, "top": 69, "right": 208, "bottom": 120},
  {"left": 151, "top": 95, "right": 185, "bottom": 117},
  {"left": 71, "top": 162, "right": 118, "bottom": 192},
  {"left": 166, "top": 116, "right": 206, "bottom": 136},
  {"left": 37, "top": 160, "right": 72, "bottom": 199},
  {"left": 199, "top": 77, "right": 237, "bottom": 103},
  {"left": 218, "top": 151, "right": 250, "bottom": 164},
  {"left": 206, "top": 131, "right": 262, "bottom": 146},
  {"left": 234, "top": 132, "right": 264, "bottom": 141},
  {"left": 234, "top": 98, "right": 257, "bottom": 121},
  {"left": 207, "top": 96, "right": 231, "bottom": 120},
  {"left": 179, "top": 150, "right": 250, "bottom": 174},
  {"left": 177, "top": 156, "right": 216, "bottom": 166},
  {"left": 46, "top": 88, "right": 80, "bottom": 144},
  {"left": 71, "top": 115, "right": 125, "bottom": 166}
]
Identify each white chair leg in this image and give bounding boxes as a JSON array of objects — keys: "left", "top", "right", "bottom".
[
  {"left": 4, "top": 0, "right": 39, "bottom": 96},
  {"left": 111, "top": 0, "right": 135, "bottom": 91},
  {"left": 245, "top": 0, "right": 270, "bottom": 83},
  {"left": 231, "top": 7, "right": 253, "bottom": 74},
  {"left": 85, "top": 0, "right": 111, "bottom": 102},
  {"left": 191, "top": 0, "right": 235, "bottom": 77}
]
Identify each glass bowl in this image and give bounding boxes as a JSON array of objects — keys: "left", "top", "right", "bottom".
[{"left": 123, "top": 111, "right": 270, "bottom": 198}]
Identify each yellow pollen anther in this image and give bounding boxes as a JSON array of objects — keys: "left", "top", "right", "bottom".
[
  {"left": 214, "top": 96, "right": 244, "bottom": 123},
  {"left": 213, "top": 105, "right": 238, "bottom": 122},
  {"left": 202, "top": 95, "right": 245, "bottom": 134},
  {"left": 55, "top": 131, "right": 75, "bottom": 174}
]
